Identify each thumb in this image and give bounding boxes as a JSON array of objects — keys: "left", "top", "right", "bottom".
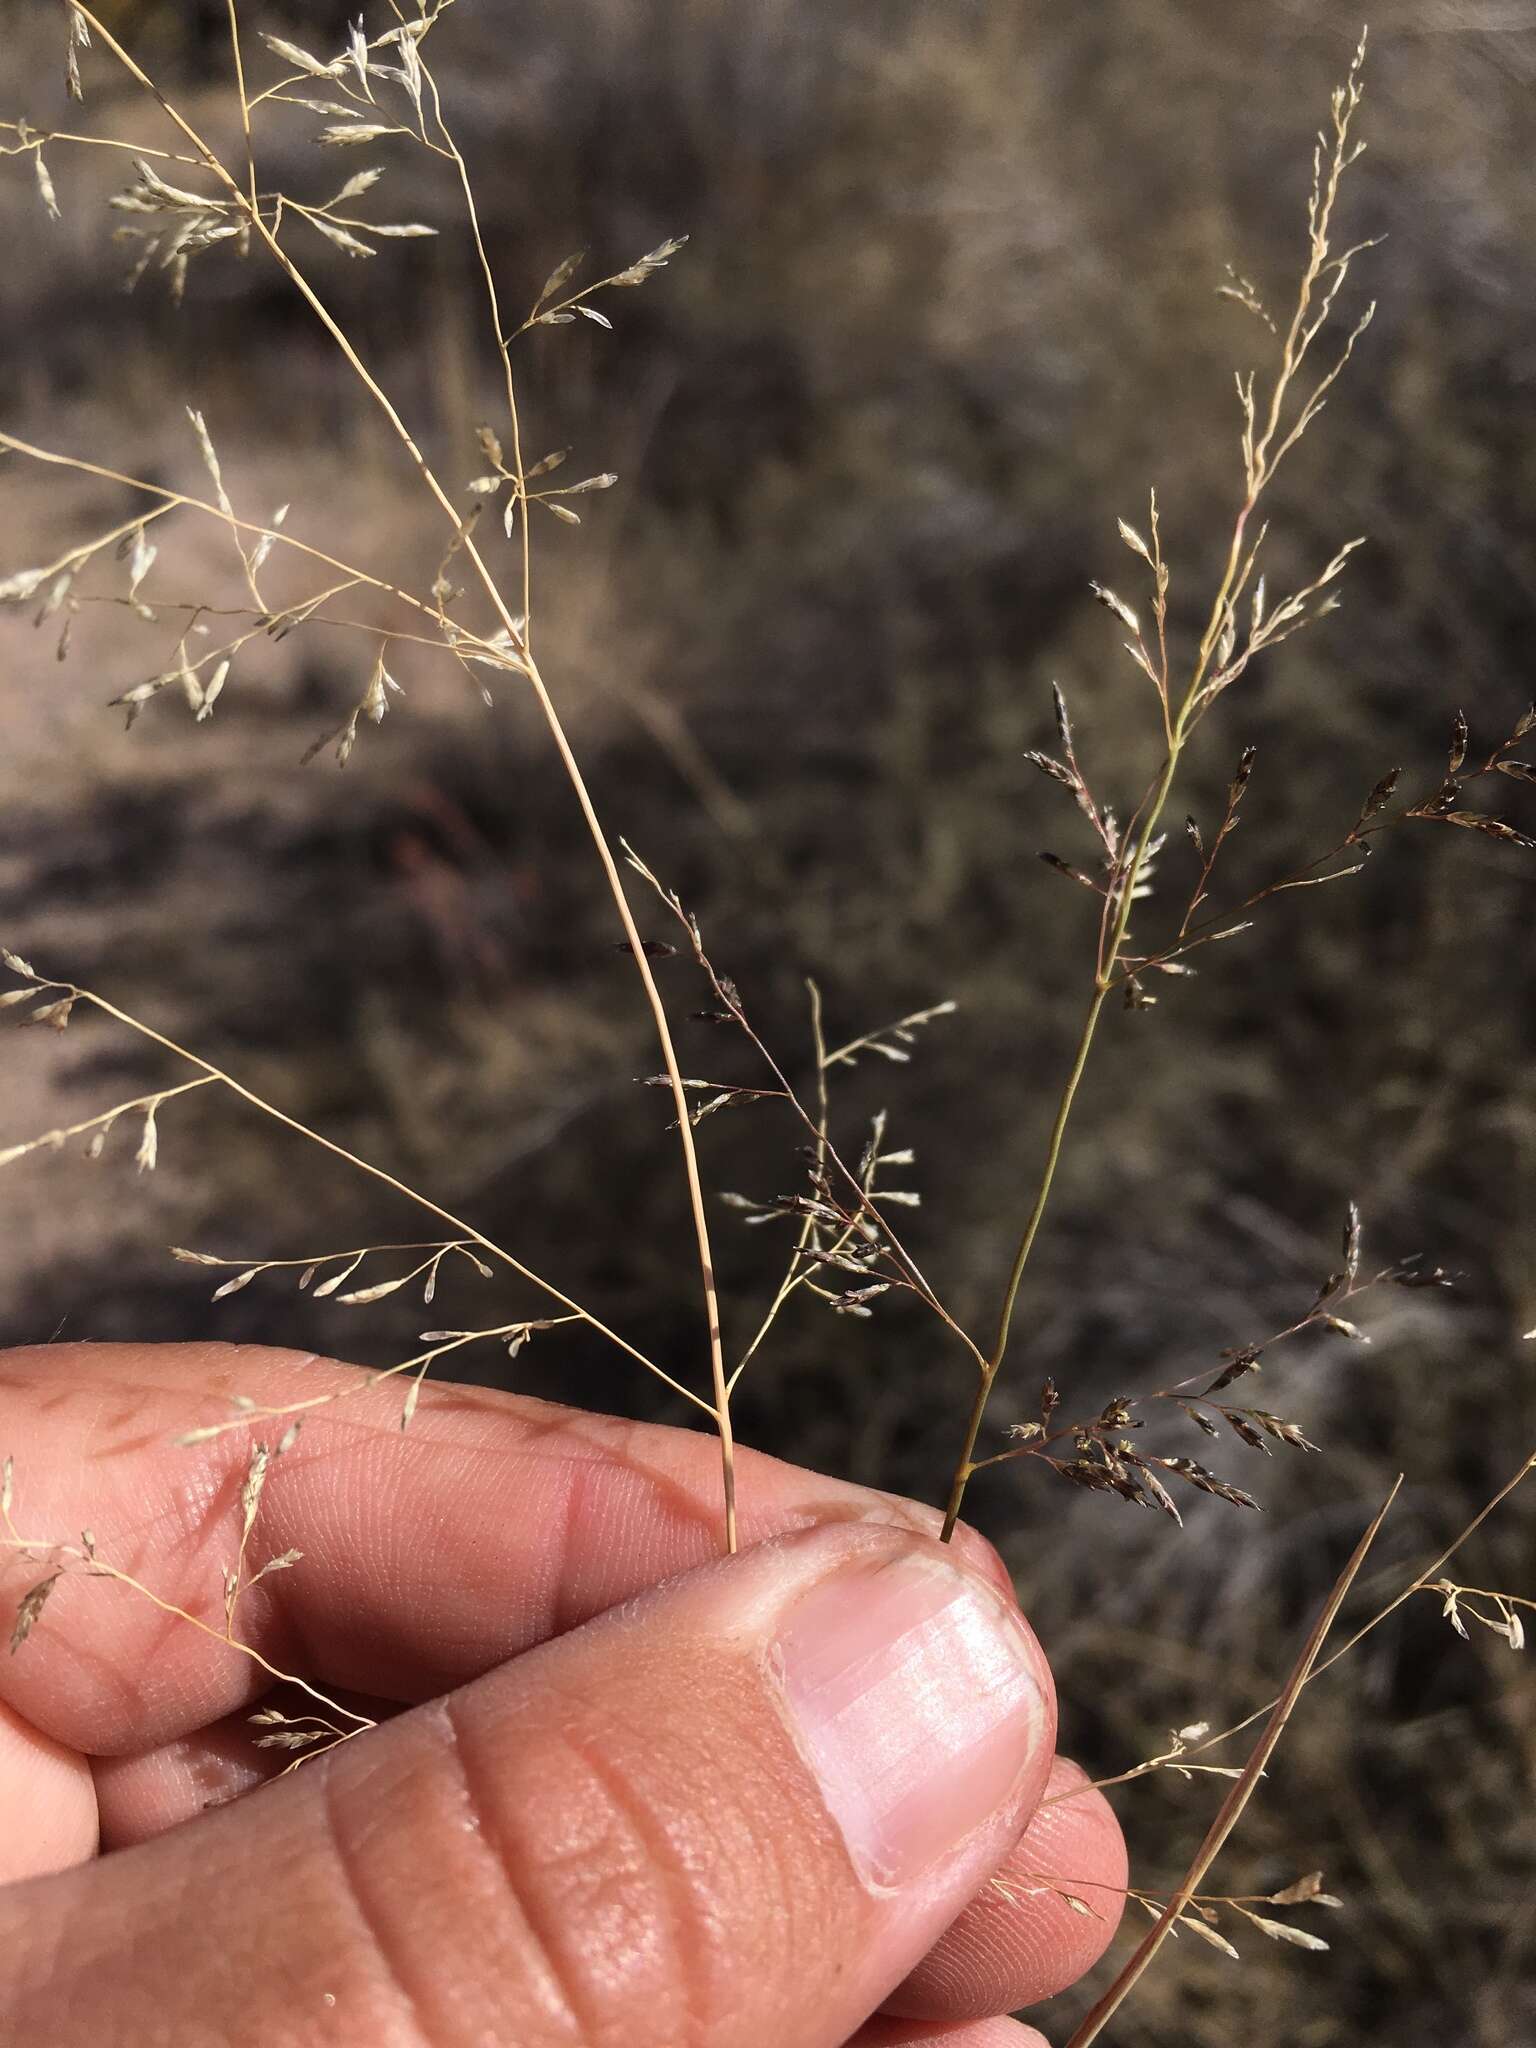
[{"left": 1, "top": 1522, "right": 1055, "bottom": 2048}]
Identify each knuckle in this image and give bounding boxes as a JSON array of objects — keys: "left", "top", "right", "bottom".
[{"left": 440, "top": 1693, "right": 718, "bottom": 2048}]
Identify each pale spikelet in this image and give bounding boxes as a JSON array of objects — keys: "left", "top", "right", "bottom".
[
  {"left": 0, "top": 567, "right": 52, "bottom": 606},
  {"left": 64, "top": 2, "right": 89, "bottom": 102},
  {"left": 197, "top": 658, "right": 230, "bottom": 721},
  {"left": 312, "top": 1253, "right": 365, "bottom": 1297},
  {"left": 1117, "top": 516, "right": 1153, "bottom": 565},
  {"left": 246, "top": 503, "right": 289, "bottom": 578},
  {"left": 360, "top": 646, "right": 397, "bottom": 724},
  {"left": 260, "top": 33, "right": 345, "bottom": 78},
  {"left": 185, "top": 411, "right": 225, "bottom": 516},
  {"left": 301, "top": 642, "right": 402, "bottom": 767},
  {"left": 123, "top": 524, "right": 157, "bottom": 599},
  {"left": 511, "top": 236, "right": 688, "bottom": 342},
  {"left": 535, "top": 248, "right": 587, "bottom": 309},
  {"left": 1267, "top": 1871, "right": 1341, "bottom": 1909},
  {"left": 9, "top": 1570, "right": 61, "bottom": 1652},
  {"left": 253, "top": 1725, "right": 331, "bottom": 1751},
  {"left": 1430, "top": 1579, "right": 1530, "bottom": 1651},
  {"left": 334, "top": 1275, "right": 412, "bottom": 1305},
  {"left": 238, "top": 1442, "right": 270, "bottom": 1547},
  {"left": 111, "top": 162, "right": 244, "bottom": 299},
  {"left": 20, "top": 994, "right": 74, "bottom": 1031},
  {"left": 134, "top": 1102, "right": 158, "bottom": 1173},
  {"left": 1089, "top": 580, "right": 1140, "bottom": 634},
  {"left": 33, "top": 148, "right": 60, "bottom": 222},
  {"left": 185, "top": 407, "right": 255, "bottom": 579},
  {"left": 609, "top": 235, "right": 689, "bottom": 286},
  {"left": 309, "top": 215, "right": 376, "bottom": 258},
  {"left": 1177, "top": 1914, "right": 1240, "bottom": 1961},
  {"left": 320, "top": 123, "right": 397, "bottom": 148},
  {"left": 212, "top": 1266, "right": 260, "bottom": 1300},
  {"left": 249, "top": 1547, "right": 303, "bottom": 1585},
  {"left": 346, "top": 17, "right": 374, "bottom": 100},
  {"left": 1234, "top": 1910, "right": 1330, "bottom": 1953},
  {"left": 820, "top": 999, "right": 957, "bottom": 1069}
]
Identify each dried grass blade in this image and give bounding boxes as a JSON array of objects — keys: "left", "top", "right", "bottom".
[{"left": 1063, "top": 1477, "right": 1401, "bottom": 2047}]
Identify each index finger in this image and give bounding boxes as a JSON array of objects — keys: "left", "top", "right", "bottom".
[{"left": 0, "top": 1341, "right": 1010, "bottom": 1755}]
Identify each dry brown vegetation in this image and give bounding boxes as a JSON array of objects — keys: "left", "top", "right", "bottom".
[{"left": 1, "top": 3, "right": 1534, "bottom": 2042}]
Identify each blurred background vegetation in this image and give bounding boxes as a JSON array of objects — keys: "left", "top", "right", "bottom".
[{"left": 1, "top": 1, "right": 1533, "bottom": 2041}]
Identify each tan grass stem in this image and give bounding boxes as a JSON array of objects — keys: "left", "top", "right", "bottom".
[
  {"left": 25, "top": 974, "right": 707, "bottom": 1415},
  {"left": 1063, "top": 1476, "right": 1399, "bottom": 2045},
  {"left": 70, "top": 5, "right": 736, "bottom": 1547},
  {"left": 939, "top": 38, "right": 1372, "bottom": 1540}
]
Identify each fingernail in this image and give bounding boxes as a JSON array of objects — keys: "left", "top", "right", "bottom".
[{"left": 775, "top": 1549, "right": 1045, "bottom": 1887}]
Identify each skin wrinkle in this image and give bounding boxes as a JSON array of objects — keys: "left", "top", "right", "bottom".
[
  {"left": 552, "top": 1415, "right": 719, "bottom": 1595},
  {"left": 318, "top": 1748, "right": 438, "bottom": 2048},
  {"left": 274, "top": 1432, "right": 485, "bottom": 1702},
  {"left": 450, "top": 1707, "right": 632, "bottom": 2047},
  {"left": 561, "top": 1723, "right": 706, "bottom": 2047},
  {"left": 551, "top": 1440, "right": 601, "bottom": 1643},
  {"left": 508, "top": 1403, "right": 718, "bottom": 1540},
  {"left": 433, "top": 1693, "right": 587, "bottom": 2043},
  {"left": 721, "top": 1693, "right": 864, "bottom": 2029},
  {"left": 447, "top": 1618, "right": 845, "bottom": 2048}
]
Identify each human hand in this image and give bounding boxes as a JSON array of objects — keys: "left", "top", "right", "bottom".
[{"left": 0, "top": 1343, "right": 1126, "bottom": 2046}]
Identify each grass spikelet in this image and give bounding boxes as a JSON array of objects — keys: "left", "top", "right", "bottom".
[{"left": 0, "top": 13, "right": 1532, "bottom": 2038}]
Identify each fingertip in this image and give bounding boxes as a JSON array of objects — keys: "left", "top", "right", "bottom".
[
  {"left": 885, "top": 1752, "right": 1127, "bottom": 2021},
  {"left": 944, "top": 1520, "right": 1019, "bottom": 1603},
  {"left": 854, "top": 2017, "right": 1052, "bottom": 2048},
  {"left": 0, "top": 1697, "right": 98, "bottom": 1879}
]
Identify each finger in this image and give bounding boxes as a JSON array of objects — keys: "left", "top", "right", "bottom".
[
  {"left": 3, "top": 1521, "right": 1056, "bottom": 2048},
  {"left": 94, "top": 1744, "right": 1126, "bottom": 2023},
  {"left": 0, "top": 1341, "right": 1010, "bottom": 1756},
  {"left": 91, "top": 1689, "right": 404, "bottom": 1847},
  {"left": 852, "top": 2021, "right": 1050, "bottom": 2048},
  {"left": 0, "top": 1696, "right": 97, "bottom": 1881},
  {"left": 89, "top": 1714, "right": 278, "bottom": 1840},
  {"left": 883, "top": 1757, "right": 1127, "bottom": 2020}
]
